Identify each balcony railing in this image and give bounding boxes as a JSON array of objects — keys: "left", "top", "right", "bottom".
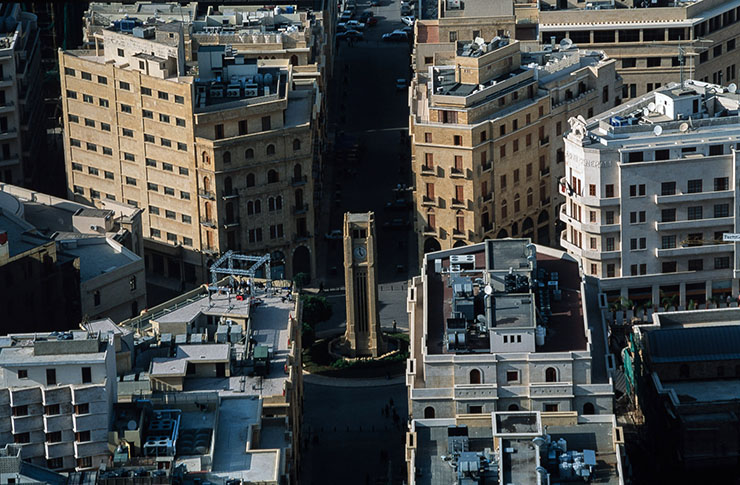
[
  {"left": 291, "top": 175, "right": 307, "bottom": 186},
  {"left": 480, "top": 161, "right": 492, "bottom": 172},
  {"left": 71, "top": 385, "right": 106, "bottom": 406},
  {"left": 420, "top": 165, "right": 434, "bottom": 175},
  {"left": 42, "top": 387, "right": 71, "bottom": 407},
  {"left": 43, "top": 414, "right": 72, "bottom": 434},
  {"left": 200, "top": 217, "right": 217, "bottom": 228},
  {"left": 450, "top": 198, "right": 466, "bottom": 209},
  {"left": 198, "top": 190, "right": 215, "bottom": 200},
  {"left": 422, "top": 226, "right": 436, "bottom": 235},
  {"left": 450, "top": 168, "right": 465, "bottom": 178},
  {"left": 223, "top": 219, "right": 240, "bottom": 229},
  {"left": 482, "top": 192, "right": 492, "bottom": 203},
  {"left": 540, "top": 167, "right": 550, "bottom": 177},
  {"left": 10, "top": 388, "right": 41, "bottom": 407},
  {"left": 293, "top": 204, "right": 308, "bottom": 215},
  {"left": 74, "top": 440, "right": 108, "bottom": 459},
  {"left": 294, "top": 233, "right": 311, "bottom": 242},
  {"left": 11, "top": 415, "right": 43, "bottom": 434},
  {"left": 221, "top": 190, "right": 239, "bottom": 200},
  {"left": 421, "top": 195, "right": 435, "bottom": 206},
  {"left": 539, "top": 137, "right": 550, "bottom": 146},
  {"left": 202, "top": 246, "right": 218, "bottom": 255},
  {"left": 45, "top": 441, "right": 73, "bottom": 460},
  {"left": 452, "top": 228, "right": 466, "bottom": 238}
]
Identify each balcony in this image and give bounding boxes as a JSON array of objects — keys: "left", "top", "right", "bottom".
[
  {"left": 453, "top": 383, "right": 498, "bottom": 400},
  {"left": 419, "top": 165, "right": 435, "bottom": 176},
  {"left": 44, "top": 414, "right": 72, "bottom": 434},
  {"left": 0, "top": 127, "right": 18, "bottom": 140},
  {"left": 450, "top": 168, "right": 465, "bottom": 179},
  {"left": 72, "top": 413, "right": 106, "bottom": 433},
  {"left": 71, "top": 385, "right": 106, "bottom": 406},
  {"left": 200, "top": 217, "right": 217, "bottom": 228},
  {"left": 294, "top": 233, "right": 311, "bottom": 242},
  {"left": 421, "top": 195, "right": 436, "bottom": 207},
  {"left": 42, "top": 387, "right": 71, "bottom": 407},
  {"left": 11, "top": 415, "right": 43, "bottom": 434},
  {"left": 202, "top": 246, "right": 218, "bottom": 256},
  {"left": 10, "top": 388, "right": 41, "bottom": 407},
  {"left": 452, "top": 228, "right": 466, "bottom": 239},
  {"left": 293, "top": 204, "right": 308, "bottom": 215},
  {"left": 656, "top": 243, "right": 733, "bottom": 258},
  {"left": 74, "top": 440, "right": 108, "bottom": 459},
  {"left": 480, "top": 161, "right": 492, "bottom": 172},
  {"left": 481, "top": 192, "right": 492, "bottom": 203},
  {"left": 45, "top": 441, "right": 73, "bottom": 460},
  {"left": 0, "top": 100, "right": 14, "bottom": 113},
  {"left": 655, "top": 190, "right": 732, "bottom": 205},
  {"left": 450, "top": 198, "right": 466, "bottom": 209},
  {"left": 655, "top": 216, "right": 733, "bottom": 232},
  {"left": 221, "top": 190, "right": 239, "bottom": 200},
  {"left": 539, "top": 137, "right": 549, "bottom": 146},
  {"left": 540, "top": 167, "right": 550, "bottom": 177},
  {"left": 529, "top": 382, "right": 573, "bottom": 398},
  {"left": 291, "top": 175, "right": 307, "bottom": 186},
  {"left": 0, "top": 75, "right": 13, "bottom": 87},
  {"left": 422, "top": 226, "right": 437, "bottom": 236},
  {"left": 15, "top": 442, "right": 44, "bottom": 459},
  {"left": 198, "top": 190, "right": 215, "bottom": 200},
  {"left": 222, "top": 219, "right": 240, "bottom": 229}
]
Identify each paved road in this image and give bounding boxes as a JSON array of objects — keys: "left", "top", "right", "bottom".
[{"left": 300, "top": 381, "right": 408, "bottom": 485}]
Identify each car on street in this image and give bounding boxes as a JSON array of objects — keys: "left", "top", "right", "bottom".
[
  {"left": 325, "top": 230, "right": 343, "bottom": 240},
  {"left": 401, "top": 26, "right": 413, "bottom": 36},
  {"left": 383, "top": 218, "right": 410, "bottom": 229},
  {"left": 336, "top": 24, "right": 347, "bottom": 33},
  {"left": 337, "top": 29, "right": 364, "bottom": 41},
  {"left": 359, "top": 11, "right": 373, "bottom": 22},
  {"left": 339, "top": 20, "right": 365, "bottom": 30},
  {"left": 396, "top": 78, "right": 407, "bottom": 90},
  {"left": 367, "top": 16, "right": 378, "bottom": 26},
  {"left": 339, "top": 10, "right": 353, "bottom": 21},
  {"left": 401, "top": 15, "right": 415, "bottom": 26},
  {"left": 382, "top": 30, "right": 408, "bottom": 42}
]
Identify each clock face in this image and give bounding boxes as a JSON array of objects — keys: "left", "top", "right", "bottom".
[{"left": 353, "top": 245, "right": 367, "bottom": 261}]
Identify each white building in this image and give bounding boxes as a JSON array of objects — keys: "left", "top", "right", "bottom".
[
  {"left": 406, "top": 239, "right": 615, "bottom": 420},
  {"left": 0, "top": 331, "right": 117, "bottom": 472},
  {"left": 560, "top": 80, "right": 740, "bottom": 307}
]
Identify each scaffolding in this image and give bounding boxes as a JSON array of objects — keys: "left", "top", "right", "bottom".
[{"left": 209, "top": 250, "right": 271, "bottom": 287}]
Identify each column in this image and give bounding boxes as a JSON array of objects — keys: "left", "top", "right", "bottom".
[
  {"left": 705, "top": 280, "right": 713, "bottom": 302},
  {"left": 652, "top": 285, "right": 660, "bottom": 307},
  {"left": 733, "top": 278, "right": 739, "bottom": 299},
  {"left": 679, "top": 281, "right": 686, "bottom": 308},
  {"left": 620, "top": 287, "right": 628, "bottom": 300}
]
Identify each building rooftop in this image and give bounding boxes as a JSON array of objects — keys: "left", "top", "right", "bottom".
[
  {"left": 0, "top": 209, "right": 47, "bottom": 258},
  {"left": 57, "top": 237, "right": 139, "bottom": 282},
  {"left": 664, "top": 379, "right": 740, "bottom": 404},
  {"left": 83, "top": 318, "right": 133, "bottom": 337},
  {"left": 151, "top": 344, "right": 231, "bottom": 377},
  {"left": 646, "top": 325, "right": 740, "bottom": 364},
  {"left": 0, "top": 331, "right": 108, "bottom": 366}
]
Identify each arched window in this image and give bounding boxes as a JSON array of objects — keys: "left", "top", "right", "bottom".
[
  {"left": 275, "top": 196, "right": 283, "bottom": 210},
  {"left": 295, "top": 189, "right": 304, "bottom": 207},
  {"left": 424, "top": 406, "right": 435, "bottom": 419},
  {"left": 246, "top": 173, "right": 255, "bottom": 187},
  {"left": 266, "top": 144, "right": 276, "bottom": 156},
  {"left": 290, "top": 54, "right": 298, "bottom": 66},
  {"left": 268, "top": 197, "right": 276, "bottom": 211},
  {"left": 527, "top": 188, "right": 533, "bottom": 207},
  {"left": 545, "top": 367, "right": 557, "bottom": 382},
  {"left": 455, "top": 210, "right": 465, "bottom": 233},
  {"left": 201, "top": 151, "right": 210, "bottom": 165},
  {"left": 508, "top": 404, "right": 519, "bottom": 411},
  {"left": 223, "top": 151, "right": 231, "bottom": 164},
  {"left": 203, "top": 176, "right": 210, "bottom": 191},
  {"left": 501, "top": 199, "right": 508, "bottom": 220},
  {"left": 469, "top": 369, "right": 481, "bottom": 384},
  {"left": 204, "top": 201, "right": 212, "bottom": 220},
  {"left": 583, "top": 402, "right": 595, "bottom": 415},
  {"left": 268, "top": 169, "right": 279, "bottom": 183},
  {"left": 224, "top": 176, "right": 233, "bottom": 196},
  {"left": 497, "top": 228, "right": 508, "bottom": 238},
  {"left": 293, "top": 139, "right": 301, "bottom": 151},
  {"left": 247, "top": 201, "right": 254, "bottom": 215},
  {"left": 245, "top": 148, "right": 254, "bottom": 159},
  {"left": 679, "top": 364, "right": 689, "bottom": 378},
  {"left": 294, "top": 163, "right": 302, "bottom": 180},
  {"left": 254, "top": 199, "right": 261, "bottom": 214},
  {"left": 514, "top": 193, "right": 520, "bottom": 213}
]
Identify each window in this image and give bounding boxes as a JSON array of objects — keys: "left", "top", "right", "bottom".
[
  {"left": 122, "top": 128, "right": 133, "bottom": 137},
  {"left": 117, "top": 48, "right": 124, "bottom": 57},
  {"left": 605, "top": 185, "right": 614, "bottom": 197},
  {"left": 119, "top": 81, "right": 130, "bottom": 91},
  {"left": 688, "top": 206, "right": 703, "bottom": 220},
  {"left": 182, "top": 214, "right": 192, "bottom": 223},
  {"left": 715, "top": 204, "right": 730, "bottom": 218},
  {"left": 76, "top": 430, "right": 91, "bottom": 442},
  {"left": 121, "top": 104, "right": 132, "bottom": 114},
  {"left": 158, "top": 114, "right": 170, "bottom": 124},
  {"left": 183, "top": 237, "right": 193, "bottom": 246},
  {"left": 175, "top": 95, "right": 184, "bottom": 104},
  {"left": 545, "top": 367, "right": 557, "bottom": 382},
  {"left": 215, "top": 124, "right": 224, "bottom": 139},
  {"left": 103, "top": 147, "right": 112, "bottom": 155},
  {"left": 506, "top": 370, "right": 519, "bottom": 383},
  {"left": 661, "top": 181, "right": 676, "bottom": 195},
  {"left": 99, "top": 98, "right": 109, "bottom": 108},
  {"left": 544, "top": 404, "right": 559, "bottom": 412},
  {"left": 46, "top": 369, "right": 56, "bottom": 386},
  {"left": 160, "top": 138, "right": 172, "bottom": 147},
  {"left": 729, "top": 39, "right": 737, "bottom": 51},
  {"left": 162, "top": 162, "right": 173, "bottom": 172},
  {"left": 158, "top": 91, "right": 169, "bottom": 100},
  {"left": 81, "top": 367, "right": 91, "bottom": 384},
  {"left": 178, "top": 167, "right": 189, "bottom": 176},
  {"left": 100, "top": 122, "right": 111, "bottom": 132},
  {"left": 647, "top": 57, "right": 661, "bottom": 67},
  {"left": 714, "top": 256, "right": 730, "bottom": 269},
  {"left": 149, "top": 206, "right": 159, "bottom": 215},
  {"left": 72, "top": 163, "right": 82, "bottom": 172},
  {"left": 662, "top": 261, "right": 677, "bottom": 273},
  {"left": 66, "top": 89, "right": 77, "bottom": 99},
  {"left": 449, "top": 31, "right": 457, "bottom": 42},
  {"left": 143, "top": 110, "right": 153, "bottom": 119},
  {"left": 68, "top": 114, "right": 79, "bottom": 123},
  {"left": 180, "top": 191, "right": 190, "bottom": 200},
  {"left": 12, "top": 405, "right": 28, "bottom": 417},
  {"left": 687, "top": 179, "right": 703, "bottom": 193},
  {"left": 453, "top": 135, "right": 462, "bottom": 145},
  {"left": 262, "top": 116, "right": 271, "bottom": 131},
  {"left": 266, "top": 144, "right": 275, "bottom": 155},
  {"left": 64, "top": 67, "right": 75, "bottom": 76},
  {"left": 45, "top": 404, "right": 59, "bottom": 416},
  {"left": 14, "top": 433, "right": 30, "bottom": 444},
  {"left": 82, "top": 94, "right": 93, "bottom": 104},
  {"left": 176, "top": 117, "right": 186, "bottom": 127},
  {"left": 714, "top": 45, "right": 722, "bottom": 57},
  {"left": 606, "top": 264, "right": 615, "bottom": 277},
  {"left": 144, "top": 134, "right": 155, "bottom": 143},
  {"left": 70, "top": 138, "right": 81, "bottom": 147},
  {"left": 77, "top": 457, "right": 92, "bottom": 469},
  {"left": 165, "top": 210, "right": 176, "bottom": 219},
  {"left": 688, "top": 259, "right": 704, "bottom": 271},
  {"left": 145, "top": 158, "right": 156, "bottom": 167},
  {"left": 73, "top": 185, "right": 84, "bottom": 195},
  {"left": 86, "top": 143, "right": 97, "bottom": 152},
  {"left": 104, "top": 171, "right": 114, "bottom": 180},
  {"left": 715, "top": 177, "right": 729, "bottom": 191},
  {"left": 164, "top": 187, "right": 175, "bottom": 196},
  {"left": 629, "top": 184, "right": 646, "bottom": 196},
  {"left": 500, "top": 174, "right": 507, "bottom": 189},
  {"left": 606, "top": 237, "right": 615, "bottom": 251},
  {"left": 148, "top": 182, "right": 158, "bottom": 192},
  {"left": 177, "top": 142, "right": 187, "bottom": 151},
  {"left": 661, "top": 208, "right": 676, "bottom": 222},
  {"left": 590, "top": 237, "right": 597, "bottom": 249},
  {"left": 167, "top": 232, "right": 177, "bottom": 243},
  {"left": 662, "top": 235, "right": 676, "bottom": 249},
  {"left": 141, "top": 87, "right": 152, "bottom": 96},
  {"left": 87, "top": 166, "right": 99, "bottom": 176},
  {"left": 513, "top": 139, "right": 519, "bottom": 152},
  {"left": 124, "top": 152, "right": 135, "bottom": 161}
]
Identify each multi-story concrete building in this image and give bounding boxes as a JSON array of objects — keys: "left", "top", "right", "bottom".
[
  {"left": 537, "top": 0, "right": 740, "bottom": 100},
  {"left": 59, "top": 21, "right": 319, "bottom": 284},
  {"left": 0, "top": 4, "right": 44, "bottom": 189},
  {"left": 0, "top": 183, "right": 147, "bottom": 322},
  {"left": 406, "top": 411, "right": 626, "bottom": 485},
  {"left": 410, "top": 35, "right": 618, "bottom": 259},
  {"left": 560, "top": 80, "right": 740, "bottom": 307},
  {"left": 0, "top": 331, "right": 117, "bottom": 472},
  {"left": 406, "top": 238, "right": 615, "bottom": 420}
]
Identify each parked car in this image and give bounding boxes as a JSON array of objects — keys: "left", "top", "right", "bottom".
[
  {"left": 401, "top": 5, "right": 413, "bottom": 15},
  {"left": 336, "top": 29, "right": 364, "bottom": 41},
  {"left": 396, "top": 78, "right": 407, "bottom": 90},
  {"left": 401, "top": 15, "right": 415, "bottom": 26},
  {"left": 339, "top": 20, "right": 365, "bottom": 30},
  {"left": 367, "top": 16, "right": 378, "bottom": 26},
  {"left": 325, "top": 230, "right": 343, "bottom": 240},
  {"left": 336, "top": 24, "right": 347, "bottom": 33},
  {"left": 382, "top": 30, "right": 408, "bottom": 42},
  {"left": 401, "top": 25, "right": 413, "bottom": 36},
  {"left": 359, "top": 11, "right": 373, "bottom": 22},
  {"left": 339, "top": 11, "right": 353, "bottom": 21}
]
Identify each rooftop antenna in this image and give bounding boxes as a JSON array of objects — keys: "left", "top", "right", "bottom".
[{"left": 678, "top": 38, "right": 685, "bottom": 90}]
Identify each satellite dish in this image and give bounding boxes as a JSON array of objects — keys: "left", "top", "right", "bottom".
[
  {"left": 647, "top": 102, "right": 656, "bottom": 112},
  {"left": 576, "top": 115, "right": 586, "bottom": 124},
  {"left": 484, "top": 284, "right": 493, "bottom": 295},
  {"left": 729, "top": 83, "right": 738, "bottom": 94},
  {"left": 642, "top": 107, "right": 650, "bottom": 117},
  {"left": 559, "top": 38, "right": 573, "bottom": 50},
  {"left": 653, "top": 125, "right": 663, "bottom": 136},
  {"left": 679, "top": 122, "right": 689, "bottom": 133}
]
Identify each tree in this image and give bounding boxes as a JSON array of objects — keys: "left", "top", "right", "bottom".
[
  {"left": 301, "top": 295, "right": 333, "bottom": 327},
  {"left": 293, "top": 272, "right": 310, "bottom": 289}
]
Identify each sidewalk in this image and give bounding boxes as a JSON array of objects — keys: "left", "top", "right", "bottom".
[{"left": 302, "top": 370, "right": 405, "bottom": 388}]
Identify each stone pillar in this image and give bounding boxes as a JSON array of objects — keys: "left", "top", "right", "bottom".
[
  {"left": 679, "top": 282, "right": 687, "bottom": 308},
  {"left": 733, "top": 278, "right": 739, "bottom": 299},
  {"left": 652, "top": 285, "right": 660, "bottom": 307},
  {"left": 706, "top": 280, "right": 713, "bottom": 302}
]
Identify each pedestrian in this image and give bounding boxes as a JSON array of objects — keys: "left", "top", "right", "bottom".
[
  {"left": 392, "top": 319, "right": 397, "bottom": 332},
  {"left": 319, "top": 281, "right": 324, "bottom": 293}
]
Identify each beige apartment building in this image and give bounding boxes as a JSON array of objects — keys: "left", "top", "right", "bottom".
[
  {"left": 410, "top": 34, "right": 618, "bottom": 259},
  {"left": 537, "top": 0, "right": 740, "bottom": 100},
  {"left": 59, "top": 22, "right": 318, "bottom": 283}
]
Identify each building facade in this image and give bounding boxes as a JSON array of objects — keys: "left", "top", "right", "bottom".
[
  {"left": 59, "top": 22, "right": 319, "bottom": 284},
  {"left": 0, "top": 331, "right": 117, "bottom": 472},
  {"left": 410, "top": 35, "right": 619, "bottom": 261},
  {"left": 406, "top": 239, "right": 615, "bottom": 420},
  {"left": 560, "top": 80, "right": 739, "bottom": 307},
  {"left": 0, "top": 4, "right": 44, "bottom": 189}
]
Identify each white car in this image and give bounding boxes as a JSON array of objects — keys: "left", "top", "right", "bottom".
[
  {"left": 401, "top": 15, "right": 415, "bottom": 26},
  {"left": 339, "top": 20, "right": 365, "bottom": 30}
]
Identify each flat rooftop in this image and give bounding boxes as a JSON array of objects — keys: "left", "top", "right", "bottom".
[
  {"left": 58, "top": 238, "right": 139, "bottom": 282},
  {"left": 646, "top": 324, "right": 740, "bottom": 364},
  {"left": 665, "top": 379, "right": 740, "bottom": 405},
  {"left": 0, "top": 211, "right": 46, "bottom": 257}
]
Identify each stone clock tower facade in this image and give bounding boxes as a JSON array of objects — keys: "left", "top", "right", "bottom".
[{"left": 342, "top": 212, "right": 384, "bottom": 357}]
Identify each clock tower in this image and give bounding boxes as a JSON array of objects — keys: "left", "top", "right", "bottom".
[{"left": 342, "top": 212, "right": 384, "bottom": 357}]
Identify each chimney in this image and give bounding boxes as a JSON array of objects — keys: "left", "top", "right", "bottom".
[{"left": 0, "top": 231, "right": 8, "bottom": 264}]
